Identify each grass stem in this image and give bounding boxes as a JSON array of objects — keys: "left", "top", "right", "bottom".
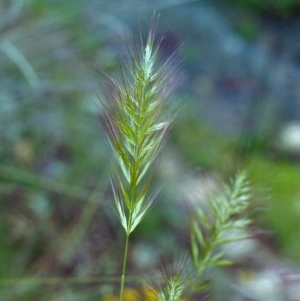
[{"left": 119, "top": 231, "right": 130, "bottom": 301}]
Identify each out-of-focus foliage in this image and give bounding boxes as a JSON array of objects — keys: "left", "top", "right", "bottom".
[
  {"left": 249, "top": 156, "right": 300, "bottom": 262},
  {"left": 171, "top": 107, "right": 234, "bottom": 171},
  {"left": 0, "top": 1, "right": 119, "bottom": 300},
  {"left": 224, "top": 0, "right": 299, "bottom": 16}
]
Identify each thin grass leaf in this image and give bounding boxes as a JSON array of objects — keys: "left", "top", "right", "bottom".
[
  {"left": 115, "top": 170, "right": 131, "bottom": 209},
  {"left": 195, "top": 209, "right": 211, "bottom": 230},
  {"left": 129, "top": 190, "right": 158, "bottom": 233},
  {"left": 111, "top": 181, "right": 128, "bottom": 231},
  {"left": 117, "top": 154, "right": 131, "bottom": 184},
  {"left": 191, "top": 230, "right": 200, "bottom": 268},
  {"left": 134, "top": 161, "right": 160, "bottom": 208},
  {"left": 192, "top": 220, "right": 207, "bottom": 249}
]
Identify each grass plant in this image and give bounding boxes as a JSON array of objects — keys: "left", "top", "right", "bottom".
[
  {"left": 143, "top": 254, "right": 196, "bottom": 301},
  {"left": 100, "top": 15, "right": 182, "bottom": 301},
  {"left": 101, "top": 15, "right": 255, "bottom": 300},
  {"left": 191, "top": 170, "right": 252, "bottom": 290}
]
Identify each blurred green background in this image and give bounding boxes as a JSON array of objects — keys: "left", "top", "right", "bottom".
[{"left": 1, "top": 0, "right": 300, "bottom": 300}]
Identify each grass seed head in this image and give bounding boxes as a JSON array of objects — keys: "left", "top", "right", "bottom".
[{"left": 100, "top": 15, "right": 182, "bottom": 234}]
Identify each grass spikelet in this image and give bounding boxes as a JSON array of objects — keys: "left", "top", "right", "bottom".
[
  {"left": 101, "top": 15, "right": 181, "bottom": 235},
  {"left": 140, "top": 253, "right": 196, "bottom": 301}
]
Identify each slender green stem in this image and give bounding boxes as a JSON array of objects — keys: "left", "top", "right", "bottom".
[{"left": 119, "top": 215, "right": 131, "bottom": 301}]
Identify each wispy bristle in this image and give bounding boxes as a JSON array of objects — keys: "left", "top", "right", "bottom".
[{"left": 140, "top": 253, "right": 198, "bottom": 301}]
